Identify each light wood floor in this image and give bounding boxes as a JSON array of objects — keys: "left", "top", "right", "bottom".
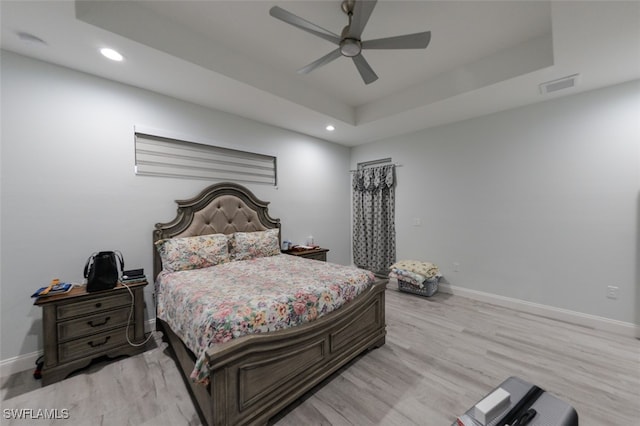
[{"left": 2, "top": 288, "right": 638, "bottom": 425}]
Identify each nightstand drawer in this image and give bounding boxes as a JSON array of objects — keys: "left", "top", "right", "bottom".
[
  {"left": 58, "top": 327, "right": 132, "bottom": 363},
  {"left": 57, "top": 292, "right": 130, "bottom": 320},
  {"left": 58, "top": 307, "right": 131, "bottom": 341},
  {"left": 304, "top": 251, "right": 327, "bottom": 261}
]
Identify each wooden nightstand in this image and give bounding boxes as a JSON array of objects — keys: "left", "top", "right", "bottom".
[
  {"left": 282, "top": 247, "right": 329, "bottom": 262},
  {"left": 34, "top": 281, "right": 148, "bottom": 385}
]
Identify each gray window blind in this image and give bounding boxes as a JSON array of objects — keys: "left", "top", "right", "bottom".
[{"left": 134, "top": 132, "right": 277, "bottom": 186}]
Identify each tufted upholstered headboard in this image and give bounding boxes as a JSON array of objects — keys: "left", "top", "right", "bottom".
[{"left": 152, "top": 182, "right": 281, "bottom": 279}]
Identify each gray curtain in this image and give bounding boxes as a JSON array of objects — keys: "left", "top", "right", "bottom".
[{"left": 352, "top": 164, "right": 396, "bottom": 274}]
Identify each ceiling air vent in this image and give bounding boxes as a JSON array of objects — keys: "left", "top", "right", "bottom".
[{"left": 539, "top": 74, "right": 580, "bottom": 94}]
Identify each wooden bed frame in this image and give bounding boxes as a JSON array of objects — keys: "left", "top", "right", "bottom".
[{"left": 153, "top": 182, "right": 387, "bottom": 426}]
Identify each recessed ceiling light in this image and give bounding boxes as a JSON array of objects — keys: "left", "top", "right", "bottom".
[
  {"left": 100, "top": 48, "right": 123, "bottom": 62},
  {"left": 326, "top": 125, "right": 335, "bottom": 131}
]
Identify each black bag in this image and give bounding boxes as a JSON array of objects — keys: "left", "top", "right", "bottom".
[{"left": 84, "top": 251, "right": 124, "bottom": 292}]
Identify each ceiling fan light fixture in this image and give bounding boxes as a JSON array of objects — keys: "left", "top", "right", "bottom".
[{"left": 340, "top": 39, "right": 361, "bottom": 57}]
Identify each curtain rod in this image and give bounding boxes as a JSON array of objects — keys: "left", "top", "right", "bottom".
[
  {"left": 349, "top": 163, "right": 402, "bottom": 173},
  {"left": 358, "top": 157, "right": 392, "bottom": 167}
]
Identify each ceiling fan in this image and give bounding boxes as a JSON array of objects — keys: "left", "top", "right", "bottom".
[{"left": 269, "top": 0, "right": 431, "bottom": 85}]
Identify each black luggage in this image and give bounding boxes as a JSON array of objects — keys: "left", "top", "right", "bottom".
[{"left": 454, "top": 376, "right": 578, "bottom": 426}]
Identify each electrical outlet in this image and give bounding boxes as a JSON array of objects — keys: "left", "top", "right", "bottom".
[
  {"left": 606, "top": 285, "right": 619, "bottom": 299},
  {"left": 412, "top": 217, "right": 421, "bottom": 227},
  {"left": 453, "top": 262, "right": 460, "bottom": 272}
]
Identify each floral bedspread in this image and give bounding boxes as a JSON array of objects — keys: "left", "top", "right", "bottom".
[{"left": 156, "top": 254, "right": 375, "bottom": 384}]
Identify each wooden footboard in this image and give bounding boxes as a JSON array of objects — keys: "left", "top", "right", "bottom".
[{"left": 158, "top": 278, "right": 387, "bottom": 426}]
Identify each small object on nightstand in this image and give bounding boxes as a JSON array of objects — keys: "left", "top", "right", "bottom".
[
  {"left": 37, "top": 278, "right": 60, "bottom": 296},
  {"left": 31, "top": 281, "right": 73, "bottom": 298},
  {"left": 122, "top": 268, "right": 146, "bottom": 284},
  {"left": 292, "top": 244, "right": 319, "bottom": 250},
  {"left": 123, "top": 268, "right": 144, "bottom": 278},
  {"left": 281, "top": 240, "right": 292, "bottom": 250}
]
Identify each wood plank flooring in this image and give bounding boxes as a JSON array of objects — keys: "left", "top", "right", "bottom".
[{"left": 2, "top": 287, "right": 638, "bottom": 425}]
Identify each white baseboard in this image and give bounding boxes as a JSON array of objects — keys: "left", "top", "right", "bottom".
[
  {"left": 0, "top": 318, "right": 157, "bottom": 379},
  {"left": 0, "top": 350, "right": 42, "bottom": 379},
  {"left": 438, "top": 282, "right": 638, "bottom": 338}
]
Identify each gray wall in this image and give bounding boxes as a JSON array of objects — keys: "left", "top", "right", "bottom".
[
  {"left": 2, "top": 48, "right": 638, "bottom": 365},
  {"left": 352, "top": 79, "right": 640, "bottom": 325},
  {"left": 0, "top": 51, "right": 352, "bottom": 361}
]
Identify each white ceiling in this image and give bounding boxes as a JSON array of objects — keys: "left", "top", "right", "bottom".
[{"left": 2, "top": 1, "right": 639, "bottom": 146}]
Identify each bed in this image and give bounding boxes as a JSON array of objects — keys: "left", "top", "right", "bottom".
[{"left": 153, "top": 182, "right": 387, "bottom": 426}]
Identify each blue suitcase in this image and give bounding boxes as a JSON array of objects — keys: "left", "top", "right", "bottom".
[{"left": 454, "top": 376, "right": 578, "bottom": 426}]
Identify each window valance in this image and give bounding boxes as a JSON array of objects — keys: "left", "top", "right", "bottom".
[{"left": 352, "top": 164, "right": 395, "bottom": 192}]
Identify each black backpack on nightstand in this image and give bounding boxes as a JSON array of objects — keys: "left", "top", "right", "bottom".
[{"left": 83, "top": 251, "right": 124, "bottom": 292}]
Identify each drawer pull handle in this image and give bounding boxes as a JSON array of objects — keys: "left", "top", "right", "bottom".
[
  {"left": 87, "top": 336, "right": 110, "bottom": 348},
  {"left": 95, "top": 302, "right": 102, "bottom": 308},
  {"left": 87, "top": 317, "right": 110, "bottom": 327}
]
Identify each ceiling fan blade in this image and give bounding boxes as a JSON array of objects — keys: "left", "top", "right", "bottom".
[
  {"left": 362, "top": 31, "right": 431, "bottom": 49},
  {"left": 347, "top": 0, "right": 377, "bottom": 39},
  {"left": 297, "top": 48, "right": 343, "bottom": 74},
  {"left": 270, "top": 6, "right": 341, "bottom": 45},
  {"left": 352, "top": 54, "right": 378, "bottom": 85}
]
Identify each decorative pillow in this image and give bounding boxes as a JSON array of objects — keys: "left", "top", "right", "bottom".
[
  {"left": 231, "top": 228, "right": 280, "bottom": 261},
  {"left": 155, "top": 233, "right": 230, "bottom": 272}
]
